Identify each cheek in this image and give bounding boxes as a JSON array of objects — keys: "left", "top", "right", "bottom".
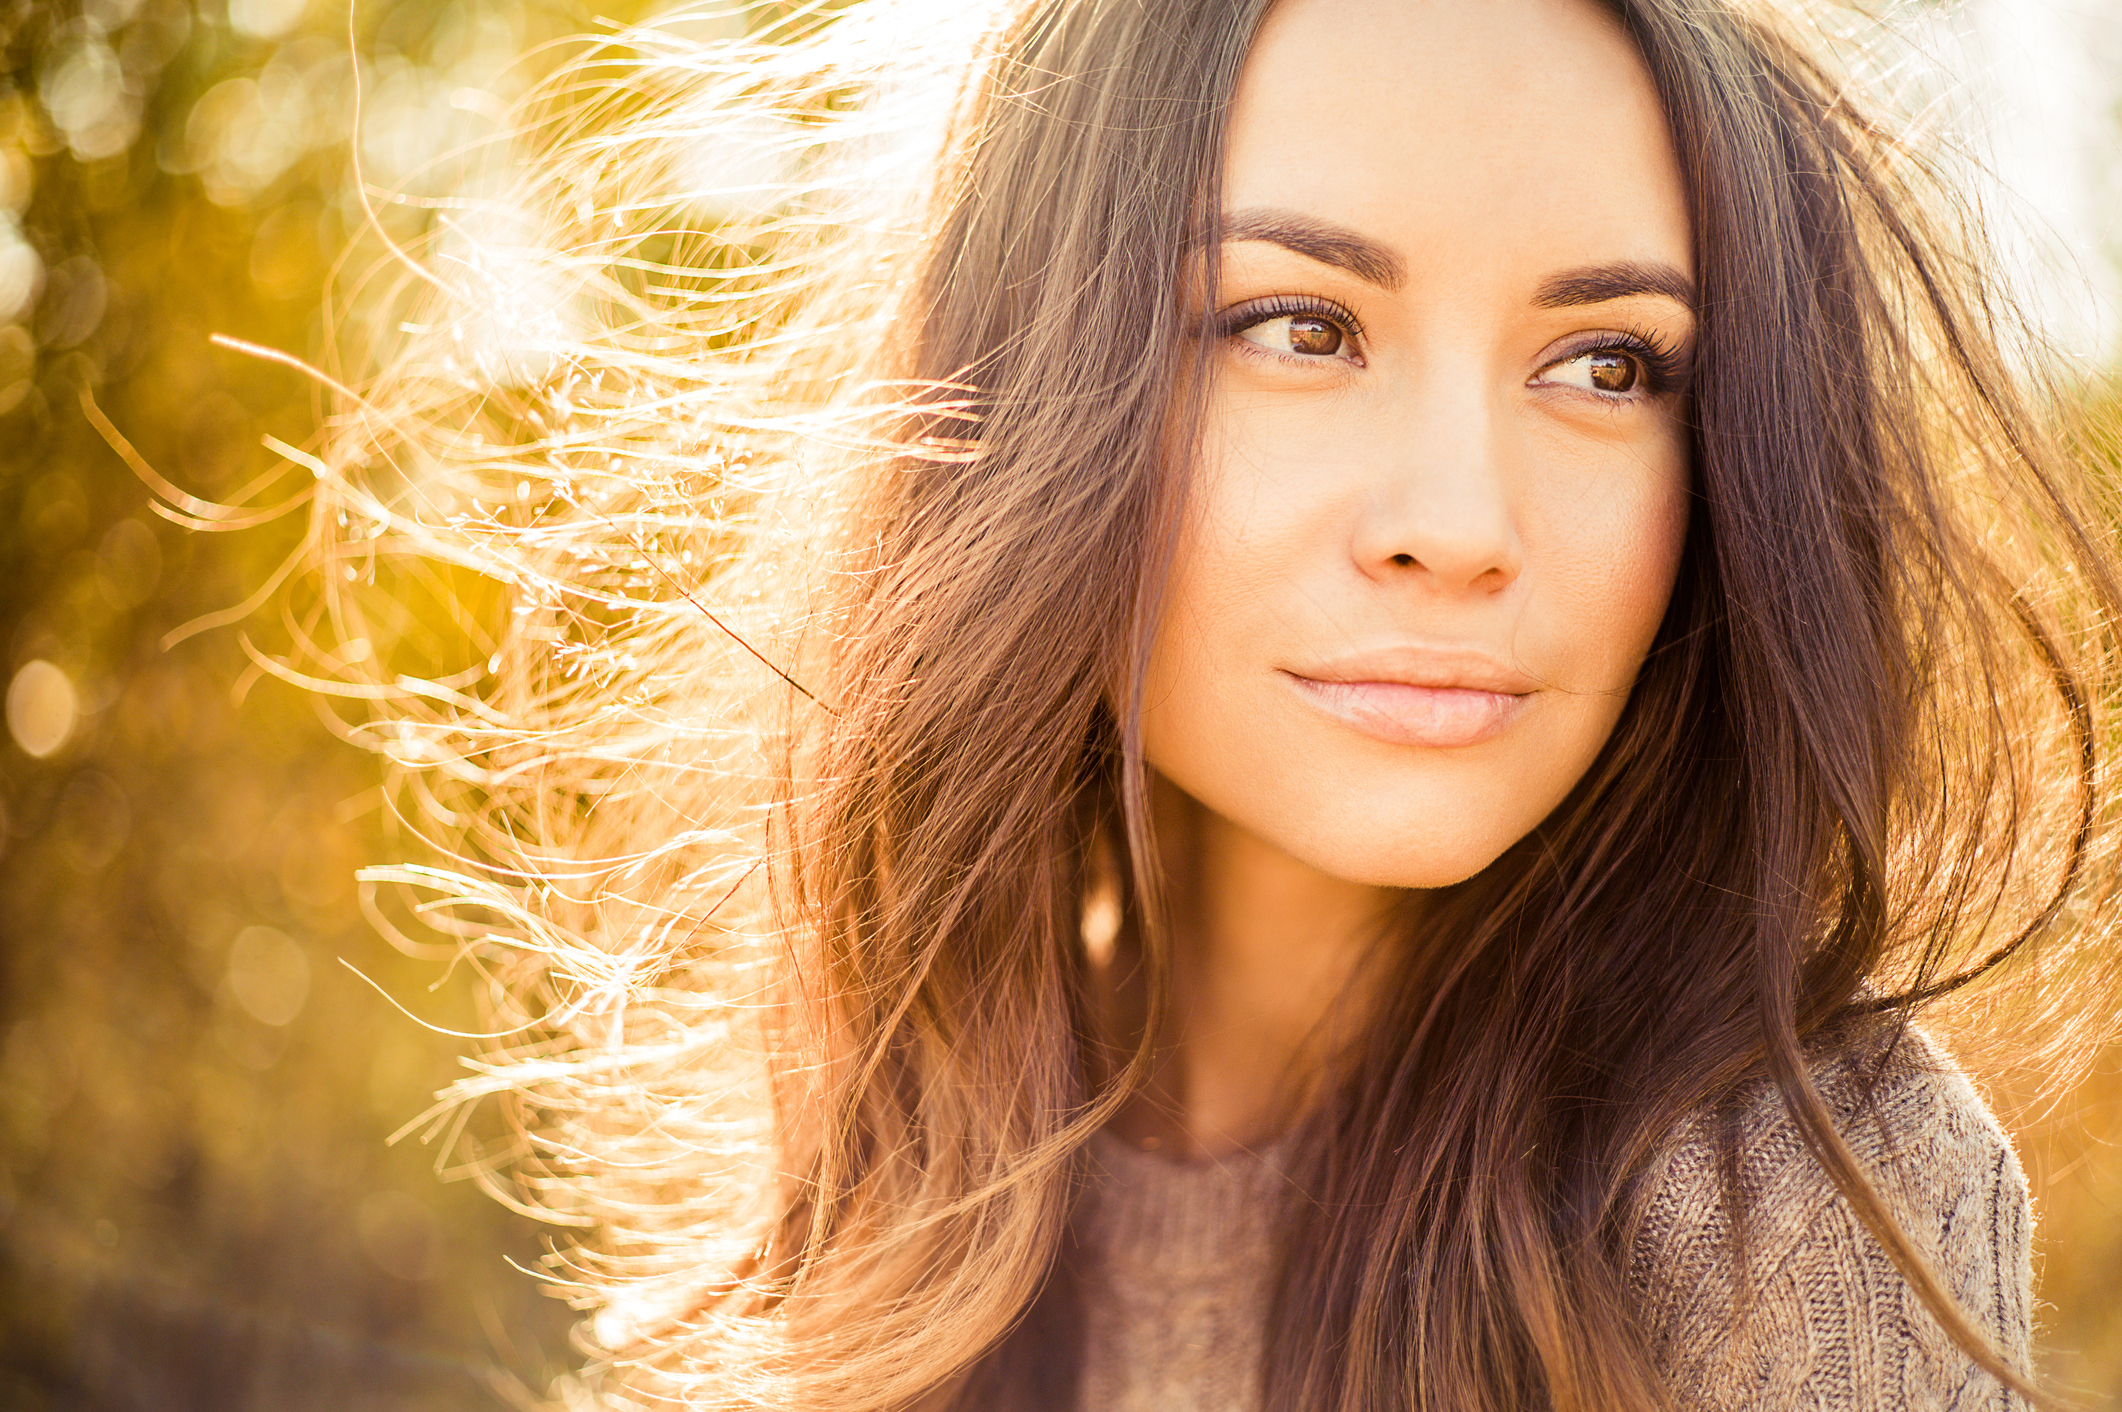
[
  {"left": 1140, "top": 431, "right": 1321, "bottom": 725},
  {"left": 1139, "top": 494, "right": 1261, "bottom": 762},
  {"left": 1528, "top": 445, "right": 1691, "bottom": 689},
  {"left": 1138, "top": 460, "right": 1305, "bottom": 829},
  {"left": 1139, "top": 421, "right": 1692, "bottom": 893}
]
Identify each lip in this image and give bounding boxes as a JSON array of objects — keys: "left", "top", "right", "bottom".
[{"left": 1282, "top": 647, "right": 1538, "bottom": 749}]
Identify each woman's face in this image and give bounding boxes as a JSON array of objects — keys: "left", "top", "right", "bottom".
[{"left": 1142, "top": 0, "right": 1695, "bottom": 889}]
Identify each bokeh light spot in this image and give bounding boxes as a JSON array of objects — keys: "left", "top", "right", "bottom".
[
  {"left": 38, "top": 33, "right": 140, "bottom": 163},
  {"left": 229, "top": 0, "right": 312, "bottom": 41},
  {"left": 186, "top": 74, "right": 316, "bottom": 204},
  {"left": 0, "top": 216, "right": 42, "bottom": 325},
  {"left": 8, "top": 660, "right": 79, "bottom": 758},
  {"left": 83, "top": 0, "right": 149, "bottom": 27},
  {"left": 225, "top": 925, "right": 311, "bottom": 1027}
]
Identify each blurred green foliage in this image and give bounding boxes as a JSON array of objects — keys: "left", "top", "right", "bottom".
[
  {"left": 0, "top": 0, "right": 2117, "bottom": 1408},
  {"left": 0, "top": 0, "right": 639, "bottom": 1406}
]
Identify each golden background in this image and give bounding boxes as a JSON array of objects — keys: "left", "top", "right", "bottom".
[{"left": 0, "top": 0, "right": 2115, "bottom": 1407}]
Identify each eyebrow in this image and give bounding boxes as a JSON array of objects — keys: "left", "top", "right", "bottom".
[
  {"left": 1220, "top": 208, "right": 1406, "bottom": 290},
  {"left": 1219, "top": 210, "right": 1697, "bottom": 315},
  {"left": 1533, "top": 261, "right": 1696, "bottom": 311}
]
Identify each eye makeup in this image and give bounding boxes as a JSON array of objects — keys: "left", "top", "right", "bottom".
[
  {"left": 1534, "top": 325, "right": 1693, "bottom": 398},
  {"left": 1216, "top": 294, "right": 1367, "bottom": 351},
  {"left": 1211, "top": 285, "right": 1694, "bottom": 402}
]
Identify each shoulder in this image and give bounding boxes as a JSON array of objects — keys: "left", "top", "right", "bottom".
[{"left": 1627, "top": 1024, "right": 2033, "bottom": 1410}]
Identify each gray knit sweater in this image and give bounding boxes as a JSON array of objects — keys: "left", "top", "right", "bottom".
[{"left": 1076, "top": 1029, "right": 2031, "bottom": 1410}]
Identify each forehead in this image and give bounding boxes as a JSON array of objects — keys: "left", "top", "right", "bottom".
[{"left": 1223, "top": 0, "right": 1691, "bottom": 284}]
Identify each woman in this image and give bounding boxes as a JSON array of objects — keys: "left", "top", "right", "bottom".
[{"left": 291, "top": 0, "right": 2120, "bottom": 1406}]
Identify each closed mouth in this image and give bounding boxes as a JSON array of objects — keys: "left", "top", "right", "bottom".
[{"left": 1282, "top": 650, "right": 1537, "bottom": 748}]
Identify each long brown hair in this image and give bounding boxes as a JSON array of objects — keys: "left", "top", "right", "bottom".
[{"left": 253, "top": 0, "right": 2121, "bottom": 1407}]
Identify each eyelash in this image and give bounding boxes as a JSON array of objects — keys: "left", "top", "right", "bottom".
[
  {"left": 1217, "top": 295, "right": 1367, "bottom": 351},
  {"left": 1215, "top": 298, "right": 1692, "bottom": 398},
  {"left": 1542, "top": 326, "right": 1691, "bottom": 398}
]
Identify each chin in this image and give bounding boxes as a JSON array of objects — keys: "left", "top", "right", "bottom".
[
  {"left": 1263, "top": 791, "right": 1541, "bottom": 891},
  {"left": 1291, "top": 830, "right": 1519, "bottom": 891}
]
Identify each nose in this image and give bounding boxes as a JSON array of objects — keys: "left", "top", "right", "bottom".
[{"left": 1349, "top": 380, "right": 1523, "bottom": 594}]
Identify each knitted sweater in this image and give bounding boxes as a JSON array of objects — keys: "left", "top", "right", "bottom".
[{"left": 1075, "top": 1030, "right": 2031, "bottom": 1411}]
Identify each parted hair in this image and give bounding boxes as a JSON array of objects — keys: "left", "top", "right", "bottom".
[{"left": 266, "top": 0, "right": 2122, "bottom": 1407}]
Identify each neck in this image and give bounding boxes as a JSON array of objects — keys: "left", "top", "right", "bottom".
[{"left": 1106, "top": 776, "right": 1401, "bottom": 1158}]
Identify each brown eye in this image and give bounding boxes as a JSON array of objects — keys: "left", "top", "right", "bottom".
[
  {"left": 1233, "top": 309, "right": 1356, "bottom": 360},
  {"left": 1587, "top": 351, "right": 1638, "bottom": 393},
  {"left": 1287, "top": 315, "right": 1342, "bottom": 356},
  {"left": 1539, "top": 347, "right": 1652, "bottom": 396}
]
